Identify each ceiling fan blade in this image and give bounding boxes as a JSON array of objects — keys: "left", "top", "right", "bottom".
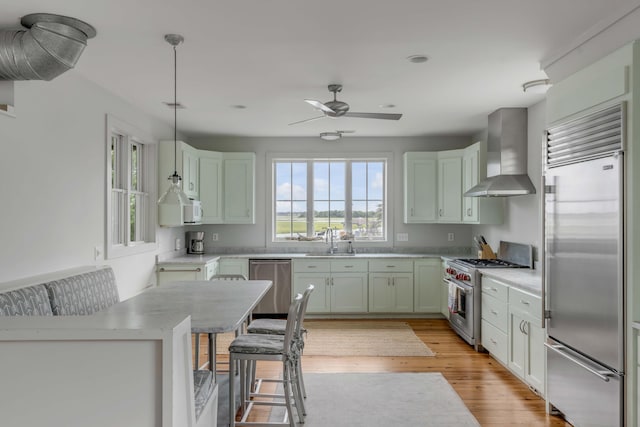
[
  {"left": 305, "top": 99, "right": 335, "bottom": 114},
  {"left": 288, "top": 115, "right": 326, "bottom": 126},
  {"left": 343, "top": 112, "right": 403, "bottom": 120}
]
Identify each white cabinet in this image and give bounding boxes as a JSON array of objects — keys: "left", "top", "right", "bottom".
[
  {"left": 368, "top": 259, "right": 414, "bottom": 313},
  {"left": 159, "top": 140, "right": 200, "bottom": 201},
  {"left": 462, "top": 141, "right": 503, "bottom": 224},
  {"left": 508, "top": 287, "right": 545, "bottom": 395},
  {"left": 293, "top": 259, "right": 368, "bottom": 313},
  {"left": 403, "top": 152, "right": 438, "bottom": 223},
  {"left": 218, "top": 258, "right": 249, "bottom": 278},
  {"left": 223, "top": 153, "right": 255, "bottom": 224},
  {"left": 157, "top": 259, "right": 218, "bottom": 286},
  {"left": 437, "top": 151, "right": 463, "bottom": 223},
  {"left": 440, "top": 259, "right": 449, "bottom": 319},
  {"left": 198, "top": 151, "right": 223, "bottom": 224},
  {"left": 481, "top": 277, "right": 509, "bottom": 365},
  {"left": 414, "top": 258, "right": 441, "bottom": 313}
]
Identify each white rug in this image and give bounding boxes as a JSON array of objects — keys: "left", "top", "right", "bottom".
[{"left": 269, "top": 372, "right": 479, "bottom": 426}]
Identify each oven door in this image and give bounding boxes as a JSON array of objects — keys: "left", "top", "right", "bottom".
[{"left": 445, "top": 278, "right": 475, "bottom": 345}]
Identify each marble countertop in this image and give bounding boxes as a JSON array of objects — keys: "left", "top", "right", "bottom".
[
  {"left": 479, "top": 268, "right": 542, "bottom": 296},
  {"left": 157, "top": 253, "right": 449, "bottom": 264}
]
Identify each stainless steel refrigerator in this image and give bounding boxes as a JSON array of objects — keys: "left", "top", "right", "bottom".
[{"left": 544, "top": 103, "right": 625, "bottom": 427}]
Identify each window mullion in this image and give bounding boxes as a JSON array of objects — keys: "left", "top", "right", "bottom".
[
  {"left": 345, "top": 161, "right": 352, "bottom": 235},
  {"left": 306, "top": 160, "right": 314, "bottom": 237}
]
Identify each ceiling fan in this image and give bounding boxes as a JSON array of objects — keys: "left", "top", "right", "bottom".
[
  {"left": 319, "top": 130, "right": 355, "bottom": 141},
  {"left": 289, "top": 84, "right": 402, "bottom": 126}
]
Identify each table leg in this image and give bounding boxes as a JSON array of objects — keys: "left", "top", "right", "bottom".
[
  {"left": 194, "top": 333, "right": 200, "bottom": 370},
  {"left": 208, "top": 332, "right": 216, "bottom": 382}
]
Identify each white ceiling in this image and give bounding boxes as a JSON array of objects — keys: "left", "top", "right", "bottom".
[{"left": 2, "top": 0, "right": 640, "bottom": 139}]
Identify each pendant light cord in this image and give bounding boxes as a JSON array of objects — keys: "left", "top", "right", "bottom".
[{"left": 173, "top": 43, "right": 178, "bottom": 176}]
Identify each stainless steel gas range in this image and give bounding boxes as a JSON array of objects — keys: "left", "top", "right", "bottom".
[{"left": 444, "top": 241, "right": 533, "bottom": 350}]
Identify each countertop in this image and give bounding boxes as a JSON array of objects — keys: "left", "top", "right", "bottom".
[
  {"left": 479, "top": 268, "right": 542, "bottom": 296},
  {"left": 157, "top": 252, "right": 447, "bottom": 264}
]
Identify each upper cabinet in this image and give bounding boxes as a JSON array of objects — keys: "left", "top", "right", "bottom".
[
  {"left": 159, "top": 140, "right": 200, "bottom": 200},
  {"left": 223, "top": 153, "right": 255, "bottom": 224},
  {"left": 404, "top": 152, "right": 438, "bottom": 222},
  {"left": 159, "top": 140, "right": 256, "bottom": 226},
  {"left": 404, "top": 146, "right": 503, "bottom": 225},
  {"left": 462, "top": 142, "right": 503, "bottom": 224}
]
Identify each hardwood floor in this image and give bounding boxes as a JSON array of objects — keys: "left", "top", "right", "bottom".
[{"left": 197, "top": 319, "right": 572, "bottom": 426}]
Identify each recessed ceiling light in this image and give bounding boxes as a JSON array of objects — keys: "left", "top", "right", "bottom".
[
  {"left": 379, "top": 103, "right": 396, "bottom": 109},
  {"left": 522, "top": 79, "right": 551, "bottom": 93},
  {"left": 231, "top": 104, "right": 247, "bottom": 109},
  {"left": 407, "top": 55, "right": 429, "bottom": 64}
]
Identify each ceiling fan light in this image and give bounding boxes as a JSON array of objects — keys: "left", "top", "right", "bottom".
[{"left": 320, "top": 132, "right": 341, "bottom": 141}]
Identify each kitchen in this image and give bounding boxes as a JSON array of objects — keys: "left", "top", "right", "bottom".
[{"left": 1, "top": 1, "right": 640, "bottom": 426}]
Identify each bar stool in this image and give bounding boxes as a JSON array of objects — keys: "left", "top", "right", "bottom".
[
  {"left": 246, "top": 284, "right": 314, "bottom": 400},
  {"left": 228, "top": 294, "right": 305, "bottom": 427}
]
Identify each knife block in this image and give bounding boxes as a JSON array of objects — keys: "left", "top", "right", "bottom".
[{"left": 479, "top": 243, "right": 497, "bottom": 259}]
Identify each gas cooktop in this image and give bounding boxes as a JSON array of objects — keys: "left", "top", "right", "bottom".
[{"left": 454, "top": 258, "right": 530, "bottom": 268}]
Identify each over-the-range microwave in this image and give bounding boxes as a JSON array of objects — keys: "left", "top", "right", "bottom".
[{"left": 184, "top": 199, "right": 202, "bottom": 224}]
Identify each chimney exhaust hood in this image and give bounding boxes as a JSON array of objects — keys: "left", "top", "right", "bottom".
[{"left": 464, "top": 108, "right": 536, "bottom": 197}]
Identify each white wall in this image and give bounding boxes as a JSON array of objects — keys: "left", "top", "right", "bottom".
[
  {"left": 472, "top": 100, "right": 545, "bottom": 268},
  {"left": 0, "top": 73, "right": 182, "bottom": 298},
  {"left": 188, "top": 135, "right": 474, "bottom": 252}
]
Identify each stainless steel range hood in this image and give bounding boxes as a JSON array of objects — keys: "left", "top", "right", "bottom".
[{"left": 464, "top": 108, "right": 536, "bottom": 197}]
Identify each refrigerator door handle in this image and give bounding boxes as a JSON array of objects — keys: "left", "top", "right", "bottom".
[{"left": 544, "top": 342, "right": 614, "bottom": 382}]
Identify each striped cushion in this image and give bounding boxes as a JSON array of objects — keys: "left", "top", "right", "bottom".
[
  {"left": 45, "top": 268, "right": 120, "bottom": 315},
  {"left": 0, "top": 284, "right": 53, "bottom": 316},
  {"left": 229, "top": 334, "right": 286, "bottom": 355},
  {"left": 193, "top": 370, "right": 215, "bottom": 420}
]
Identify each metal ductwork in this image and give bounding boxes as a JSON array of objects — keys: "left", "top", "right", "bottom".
[
  {"left": 464, "top": 108, "right": 536, "bottom": 197},
  {"left": 0, "top": 13, "right": 96, "bottom": 81}
]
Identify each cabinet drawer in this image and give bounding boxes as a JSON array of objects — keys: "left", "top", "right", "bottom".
[
  {"left": 481, "top": 277, "right": 509, "bottom": 303},
  {"left": 293, "top": 259, "right": 330, "bottom": 273},
  {"left": 481, "top": 319, "right": 508, "bottom": 365},
  {"left": 330, "top": 259, "right": 368, "bottom": 273},
  {"left": 481, "top": 292, "right": 508, "bottom": 333},
  {"left": 509, "top": 287, "right": 541, "bottom": 320},
  {"left": 368, "top": 259, "right": 413, "bottom": 273}
]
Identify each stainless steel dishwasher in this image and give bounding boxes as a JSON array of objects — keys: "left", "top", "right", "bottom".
[{"left": 249, "top": 259, "right": 292, "bottom": 315}]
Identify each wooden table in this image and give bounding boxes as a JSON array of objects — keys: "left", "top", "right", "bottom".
[{"left": 99, "top": 280, "right": 272, "bottom": 380}]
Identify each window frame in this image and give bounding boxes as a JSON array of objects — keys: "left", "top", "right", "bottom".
[
  {"left": 268, "top": 152, "right": 392, "bottom": 246},
  {"left": 105, "top": 114, "right": 158, "bottom": 259}
]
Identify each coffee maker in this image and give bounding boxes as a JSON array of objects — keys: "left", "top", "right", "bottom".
[{"left": 187, "top": 231, "right": 205, "bottom": 255}]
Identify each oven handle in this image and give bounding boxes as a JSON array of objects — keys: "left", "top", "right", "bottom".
[{"left": 444, "top": 278, "right": 473, "bottom": 293}]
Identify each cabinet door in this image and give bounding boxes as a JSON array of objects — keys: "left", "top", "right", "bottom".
[
  {"left": 462, "top": 144, "right": 479, "bottom": 222},
  {"left": 199, "top": 152, "right": 223, "bottom": 224},
  {"left": 403, "top": 153, "right": 438, "bottom": 223},
  {"left": 219, "top": 258, "right": 249, "bottom": 278},
  {"left": 182, "top": 148, "right": 199, "bottom": 199},
  {"left": 440, "top": 260, "right": 449, "bottom": 318},
  {"left": 294, "top": 273, "right": 330, "bottom": 313},
  {"left": 368, "top": 273, "right": 395, "bottom": 312},
  {"left": 224, "top": 154, "right": 255, "bottom": 224},
  {"left": 331, "top": 273, "right": 368, "bottom": 312},
  {"left": 392, "top": 273, "right": 414, "bottom": 312},
  {"left": 437, "top": 155, "right": 462, "bottom": 222},
  {"left": 508, "top": 310, "right": 526, "bottom": 379},
  {"left": 414, "top": 259, "right": 441, "bottom": 313},
  {"left": 525, "top": 320, "right": 545, "bottom": 395}
]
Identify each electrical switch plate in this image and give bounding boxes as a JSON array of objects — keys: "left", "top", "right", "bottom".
[
  {"left": 447, "top": 233, "right": 455, "bottom": 241},
  {"left": 175, "top": 238, "right": 181, "bottom": 251},
  {"left": 396, "top": 233, "right": 408, "bottom": 242},
  {"left": 94, "top": 246, "right": 101, "bottom": 260},
  {"left": 212, "top": 233, "right": 219, "bottom": 241}
]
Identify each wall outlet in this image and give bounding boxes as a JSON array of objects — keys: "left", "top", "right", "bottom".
[
  {"left": 396, "top": 233, "right": 409, "bottom": 242},
  {"left": 93, "top": 246, "right": 102, "bottom": 260},
  {"left": 175, "top": 238, "right": 181, "bottom": 251},
  {"left": 212, "top": 233, "right": 219, "bottom": 241},
  {"left": 447, "top": 233, "right": 455, "bottom": 241}
]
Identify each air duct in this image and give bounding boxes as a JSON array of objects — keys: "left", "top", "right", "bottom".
[{"left": 0, "top": 13, "right": 96, "bottom": 81}]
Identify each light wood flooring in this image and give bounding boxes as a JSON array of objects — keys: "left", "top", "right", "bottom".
[{"left": 196, "top": 318, "right": 572, "bottom": 426}]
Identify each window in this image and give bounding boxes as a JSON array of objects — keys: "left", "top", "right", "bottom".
[
  {"left": 106, "top": 115, "right": 157, "bottom": 258},
  {"left": 274, "top": 158, "right": 386, "bottom": 242}
]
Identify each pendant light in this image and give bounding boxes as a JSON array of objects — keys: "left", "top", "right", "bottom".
[{"left": 158, "top": 34, "right": 190, "bottom": 210}]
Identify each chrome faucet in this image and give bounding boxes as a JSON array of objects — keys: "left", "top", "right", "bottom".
[{"left": 326, "top": 227, "right": 338, "bottom": 254}]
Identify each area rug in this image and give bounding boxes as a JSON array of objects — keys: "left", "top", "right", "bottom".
[
  {"left": 216, "top": 320, "right": 435, "bottom": 356},
  {"left": 269, "top": 372, "right": 479, "bottom": 426}
]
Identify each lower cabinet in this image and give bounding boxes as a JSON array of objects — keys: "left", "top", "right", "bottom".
[
  {"left": 369, "top": 273, "right": 413, "bottom": 312},
  {"left": 218, "top": 258, "right": 249, "bottom": 278},
  {"left": 414, "top": 258, "right": 441, "bottom": 313},
  {"left": 157, "top": 260, "right": 218, "bottom": 286},
  {"left": 481, "top": 275, "right": 545, "bottom": 396},
  {"left": 292, "top": 259, "right": 368, "bottom": 313}
]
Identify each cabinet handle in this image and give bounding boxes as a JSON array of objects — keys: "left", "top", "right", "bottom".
[
  {"left": 387, "top": 278, "right": 391, "bottom": 286},
  {"left": 489, "top": 287, "right": 498, "bottom": 292},
  {"left": 523, "top": 321, "right": 529, "bottom": 335},
  {"left": 520, "top": 299, "right": 530, "bottom": 306},
  {"left": 467, "top": 208, "right": 472, "bottom": 216},
  {"left": 344, "top": 265, "right": 353, "bottom": 268},
  {"left": 490, "top": 338, "right": 497, "bottom": 345},
  {"left": 439, "top": 209, "right": 443, "bottom": 216},
  {"left": 307, "top": 266, "right": 317, "bottom": 269},
  {"left": 159, "top": 267, "right": 202, "bottom": 272},
  {"left": 331, "top": 278, "right": 334, "bottom": 286},
  {"left": 392, "top": 278, "right": 395, "bottom": 286},
  {"left": 490, "top": 309, "right": 498, "bottom": 315},
  {"left": 386, "top": 265, "right": 396, "bottom": 268},
  {"left": 325, "top": 278, "right": 329, "bottom": 286}
]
